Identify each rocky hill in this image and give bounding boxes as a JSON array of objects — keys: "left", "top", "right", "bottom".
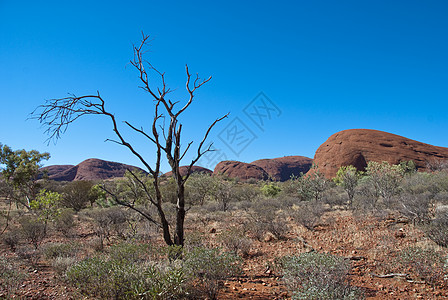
[
  {"left": 40, "top": 158, "right": 145, "bottom": 181},
  {"left": 251, "top": 156, "right": 313, "bottom": 181},
  {"left": 164, "top": 166, "right": 213, "bottom": 178},
  {"left": 313, "top": 129, "right": 448, "bottom": 178},
  {"left": 213, "top": 156, "right": 313, "bottom": 181},
  {"left": 213, "top": 161, "right": 269, "bottom": 181}
]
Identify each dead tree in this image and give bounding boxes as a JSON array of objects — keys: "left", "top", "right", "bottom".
[{"left": 32, "top": 33, "right": 227, "bottom": 246}]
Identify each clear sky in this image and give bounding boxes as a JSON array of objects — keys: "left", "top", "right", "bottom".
[{"left": 1, "top": 0, "right": 447, "bottom": 172}]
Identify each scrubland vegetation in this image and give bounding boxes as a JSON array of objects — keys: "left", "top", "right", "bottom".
[{"left": 1, "top": 146, "right": 448, "bottom": 298}]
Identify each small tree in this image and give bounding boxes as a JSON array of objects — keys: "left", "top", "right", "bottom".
[
  {"left": 0, "top": 144, "right": 49, "bottom": 235},
  {"left": 61, "top": 180, "right": 96, "bottom": 212},
  {"left": 0, "top": 144, "right": 50, "bottom": 209},
  {"left": 296, "top": 166, "right": 329, "bottom": 202},
  {"left": 30, "top": 189, "right": 62, "bottom": 234},
  {"left": 32, "top": 34, "right": 227, "bottom": 247},
  {"left": 365, "top": 161, "right": 404, "bottom": 203},
  {"left": 333, "top": 165, "right": 362, "bottom": 206}
]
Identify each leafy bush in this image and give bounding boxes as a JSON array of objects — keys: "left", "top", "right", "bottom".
[
  {"left": 365, "top": 161, "right": 403, "bottom": 202},
  {"left": 276, "top": 252, "right": 364, "bottom": 300},
  {"left": 108, "top": 242, "right": 152, "bottom": 263},
  {"left": 183, "top": 246, "right": 242, "bottom": 299},
  {"left": 261, "top": 183, "right": 281, "bottom": 197},
  {"left": 295, "top": 170, "right": 330, "bottom": 202},
  {"left": 333, "top": 165, "right": 362, "bottom": 205}
]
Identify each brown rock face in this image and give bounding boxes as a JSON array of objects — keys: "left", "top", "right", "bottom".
[
  {"left": 40, "top": 158, "right": 145, "bottom": 181},
  {"left": 313, "top": 129, "right": 448, "bottom": 179},
  {"left": 251, "top": 156, "right": 313, "bottom": 181},
  {"left": 40, "top": 165, "right": 74, "bottom": 180},
  {"left": 164, "top": 166, "right": 213, "bottom": 178},
  {"left": 213, "top": 161, "right": 269, "bottom": 181}
]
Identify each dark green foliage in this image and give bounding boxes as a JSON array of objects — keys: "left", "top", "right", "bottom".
[
  {"left": 261, "top": 183, "right": 281, "bottom": 197},
  {"left": 61, "top": 180, "right": 96, "bottom": 211}
]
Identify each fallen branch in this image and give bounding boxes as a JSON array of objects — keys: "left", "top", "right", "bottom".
[{"left": 370, "top": 273, "right": 409, "bottom": 278}]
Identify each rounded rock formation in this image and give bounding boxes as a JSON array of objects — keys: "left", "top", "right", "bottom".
[
  {"left": 164, "top": 166, "right": 212, "bottom": 178},
  {"left": 251, "top": 156, "right": 313, "bottom": 181},
  {"left": 313, "top": 129, "right": 448, "bottom": 178},
  {"left": 40, "top": 158, "right": 145, "bottom": 181},
  {"left": 213, "top": 161, "right": 269, "bottom": 181}
]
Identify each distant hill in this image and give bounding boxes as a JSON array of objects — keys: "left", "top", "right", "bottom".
[
  {"left": 213, "top": 156, "right": 313, "bottom": 181},
  {"left": 40, "top": 158, "right": 145, "bottom": 181},
  {"left": 164, "top": 166, "right": 213, "bottom": 178}
]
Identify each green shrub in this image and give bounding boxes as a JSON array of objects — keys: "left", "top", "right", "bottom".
[
  {"left": 42, "top": 242, "right": 81, "bottom": 259},
  {"left": 108, "top": 242, "right": 151, "bottom": 263},
  {"left": 276, "top": 252, "right": 364, "bottom": 300},
  {"left": 261, "top": 183, "right": 281, "bottom": 197}
]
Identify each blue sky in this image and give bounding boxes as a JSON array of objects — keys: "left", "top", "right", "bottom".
[{"left": 1, "top": 0, "right": 447, "bottom": 172}]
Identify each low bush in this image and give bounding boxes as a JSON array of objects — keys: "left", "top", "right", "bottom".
[
  {"left": 183, "top": 246, "right": 242, "bottom": 299},
  {"left": 292, "top": 201, "right": 326, "bottom": 230},
  {"left": 396, "top": 192, "right": 433, "bottom": 224},
  {"left": 42, "top": 242, "right": 81, "bottom": 260},
  {"left": 54, "top": 208, "right": 75, "bottom": 237},
  {"left": 19, "top": 215, "right": 46, "bottom": 249},
  {"left": 66, "top": 252, "right": 187, "bottom": 299},
  {"left": 399, "top": 246, "right": 447, "bottom": 286},
  {"left": 0, "top": 257, "right": 27, "bottom": 296},
  {"left": 248, "top": 198, "right": 290, "bottom": 240},
  {"left": 2, "top": 228, "right": 20, "bottom": 251},
  {"left": 276, "top": 252, "right": 364, "bottom": 300},
  {"left": 426, "top": 212, "right": 448, "bottom": 247},
  {"left": 218, "top": 227, "right": 252, "bottom": 256}
]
